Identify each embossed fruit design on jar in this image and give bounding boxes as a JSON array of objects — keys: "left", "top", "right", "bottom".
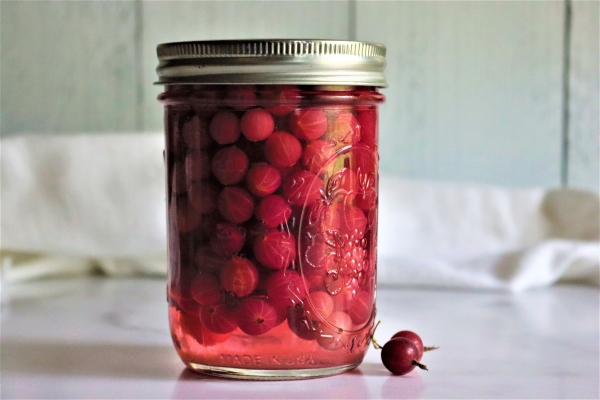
[{"left": 157, "top": 39, "right": 386, "bottom": 380}]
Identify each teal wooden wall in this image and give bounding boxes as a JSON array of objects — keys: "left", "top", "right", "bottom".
[{"left": 1, "top": 0, "right": 597, "bottom": 191}]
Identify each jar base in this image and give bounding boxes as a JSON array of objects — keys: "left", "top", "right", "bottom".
[{"left": 185, "top": 362, "right": 360, "bottom": 381}]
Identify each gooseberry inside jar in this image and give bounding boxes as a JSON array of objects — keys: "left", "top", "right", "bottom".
[{"left": 161, "top": 83, "right": 383, "bottom": 380}]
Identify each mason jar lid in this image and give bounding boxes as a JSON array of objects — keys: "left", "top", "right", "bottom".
[{"left": 156, "top": 39, "right": 387, "bottom": 87}]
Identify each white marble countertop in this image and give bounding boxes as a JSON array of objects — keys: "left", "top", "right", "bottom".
[{"left": 2, "top": 277, "right": 598, "bottom": 399}]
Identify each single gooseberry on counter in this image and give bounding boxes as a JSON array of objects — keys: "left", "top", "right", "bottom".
[
  {"left": 288, "top": 108, "right": 328, "bottom": 140},
  {"left": 236, "top": 297, "right": 279, "bottom": 336},
  {"left": 209, "top": 111, "right": 241, "bottom": 144},
  {"left": 209, "top": 222, "right": 246, "bottom": 257},
  {"left": 240, "top": 108, "right": 275, "bottom": 141},
  {"left": 245, "top": 162, "right": 281, "bottom": 197},
  {"left": 255, "top": 195, "right": 292, "bottom": 228},
  {"left": 219, "top": 256, "right": 259, "bottom": 298},
  {"left": 381, "top": 338, "right": 428, "bottom": 375},
  {"left": 253, "top": 230, "right": 296, "bottom": 270},
  {"left": 282, "top": 170, "right": 323, "bottom": 206},
  {"left": 211, "top": 146, "right": 249, "bottom": 185},
  {"left": 391, "top": 330, "right": 426, "bottom": 361},
  {"left": 217, "top": 187, "right": 255, "bottom": 223},
  {"left": 264, "top": 131, "right": 302, "bottom": 168}
]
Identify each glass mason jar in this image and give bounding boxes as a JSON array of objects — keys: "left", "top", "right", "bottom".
[{"left": 157, "top": 39, "right": 386, "bottom": 380}]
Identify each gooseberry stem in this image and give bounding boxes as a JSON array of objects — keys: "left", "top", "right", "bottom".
[
  {"left": 371, "top": 320, "right": 383, "bottom": 350},
  {"left": 412, "top": 360, "right": 428, "bottom": 371},
  {"left": 424, "top": 346, "right": 440, "bottom": 352}
]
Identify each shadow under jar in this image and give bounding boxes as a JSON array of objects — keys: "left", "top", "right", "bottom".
[{"left": 157, "top": 39, "right": 386, "bottom": 380}]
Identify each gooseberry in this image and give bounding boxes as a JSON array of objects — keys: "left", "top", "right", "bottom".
[
  {"left": 240, "top": 108, "right": 275, "bottom": 141},
  {"left": 209, "top": 111, "right": 241, "bottom": 144},
  {"left": 217, "top": 187, "right": 254, "bottom": 223},
  {"left": 211, "top": 146, "right": 249, "bottom": 185},
  {"left": 282, "top": 170, "right": 323, "bottom": 206},
  {"left": 209, "top": 222, "right": 246, "bottom": 257},
  {"left": 264, "top": 131, "right": 302, "bottom": 168},
  {"left": 219, "top": 256, "right": 259, "bottom": 298},
  {"left": 245, "top": 162, "right": 281, "bottom": 197},
  {"left": 381, "top": 338, "right": 428, "bottom": 376},
  {"left": 255, "top": 195, "right": 292, "bottom": 228},
  {"left": 253, "top": 230, "right": 296, "bottom": 270},
  {"left": 236, "top": 297, "right": 279, "bottom": 336},
  {"left": 289, "top": 108, "right": 328, "bottom": 140}
]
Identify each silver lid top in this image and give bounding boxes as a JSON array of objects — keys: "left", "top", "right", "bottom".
[{"left": 156, "top": 39, "right": 387, "bottom": 87}]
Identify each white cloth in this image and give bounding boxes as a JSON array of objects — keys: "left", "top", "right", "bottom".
[{"left": 1, "top": 133, "right": 598, "bottom": 291}]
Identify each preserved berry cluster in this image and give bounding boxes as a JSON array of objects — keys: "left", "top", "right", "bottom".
[{"left": 165, "top": 85, "right": 379, "bottom": 359}]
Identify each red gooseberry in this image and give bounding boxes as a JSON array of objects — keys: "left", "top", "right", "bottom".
[
  {"left": 211, "top": 146, "right": 249, "bottom": 185},
  {"left": 263, "top": 269, "right": 306, "bottom": 313},
  {"left": 287, "top": 305, "right": 321, "bottom": 341},
  {"left": 381, "top": 337, "right": 428, "bottom": 375},
  {"left": 305, "top": 290, "right": 334, "bottom": 320},
  {"left": 190, "top": 274, "right": 222, "bottom": 305},
  {"left": 198, "top": 304, "right": 238, "bottom": 334},
  {"left": 209, "top": 111, "right": 241, "bottom": 144},
  {"left": 289, "top": 108, "right": 328, "bottom": 140},
  {"left": 219, "top": 256, "right": 259, "bottom": 297},
  {"left": 316, "top": 310, "right": 353, "bottom": 351},
  {"left": 301, "top": 140, "right": 335, "bottom": 175},
  {"left": 255, "top": 195, "right": 292, "bottom": 228},
  {"left": 282, "top": 170, "right": 323, "bottom": 206},
  {"left": 245, "top": 162, "right": 281, "bottom": 197},
  {"left": 391, "top": 330, "right": 425, "bottom": 361},
  {"left": 175, "top": 308, "right": 231, "bottom": 347},
  {"left": 264, "top": 131, "right": 302, "bottom": 168},
  {"left": 240, "top": 108, "right": 275, "bottom": 141},
  {"left": 253, "top": 230, "right": 296, "bottom": 270},
  {"left": 348, "top": 290, "right": 373, "bottom": 325},
  {"left": 217, "top": 187, "right": 255, "bottom": 223},
  {"left": 209, "top": 222, "right": 246, "bottom": 257},
  {"left": 236, "top": 297, "right": 279, "bottom": 336}
]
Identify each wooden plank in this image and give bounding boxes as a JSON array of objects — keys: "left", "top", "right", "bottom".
[
  {"left": 568, "top": 0, "right": 599, "bottom": 192},
  {"left": 0, "top": 2, "right": 137, "bottom": 135},
  {"left": 356, "top": 1, "right": 565, "bottom": 187},
  {"left": 142, "top": 0, "right": 351, "bottom": 131}
]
